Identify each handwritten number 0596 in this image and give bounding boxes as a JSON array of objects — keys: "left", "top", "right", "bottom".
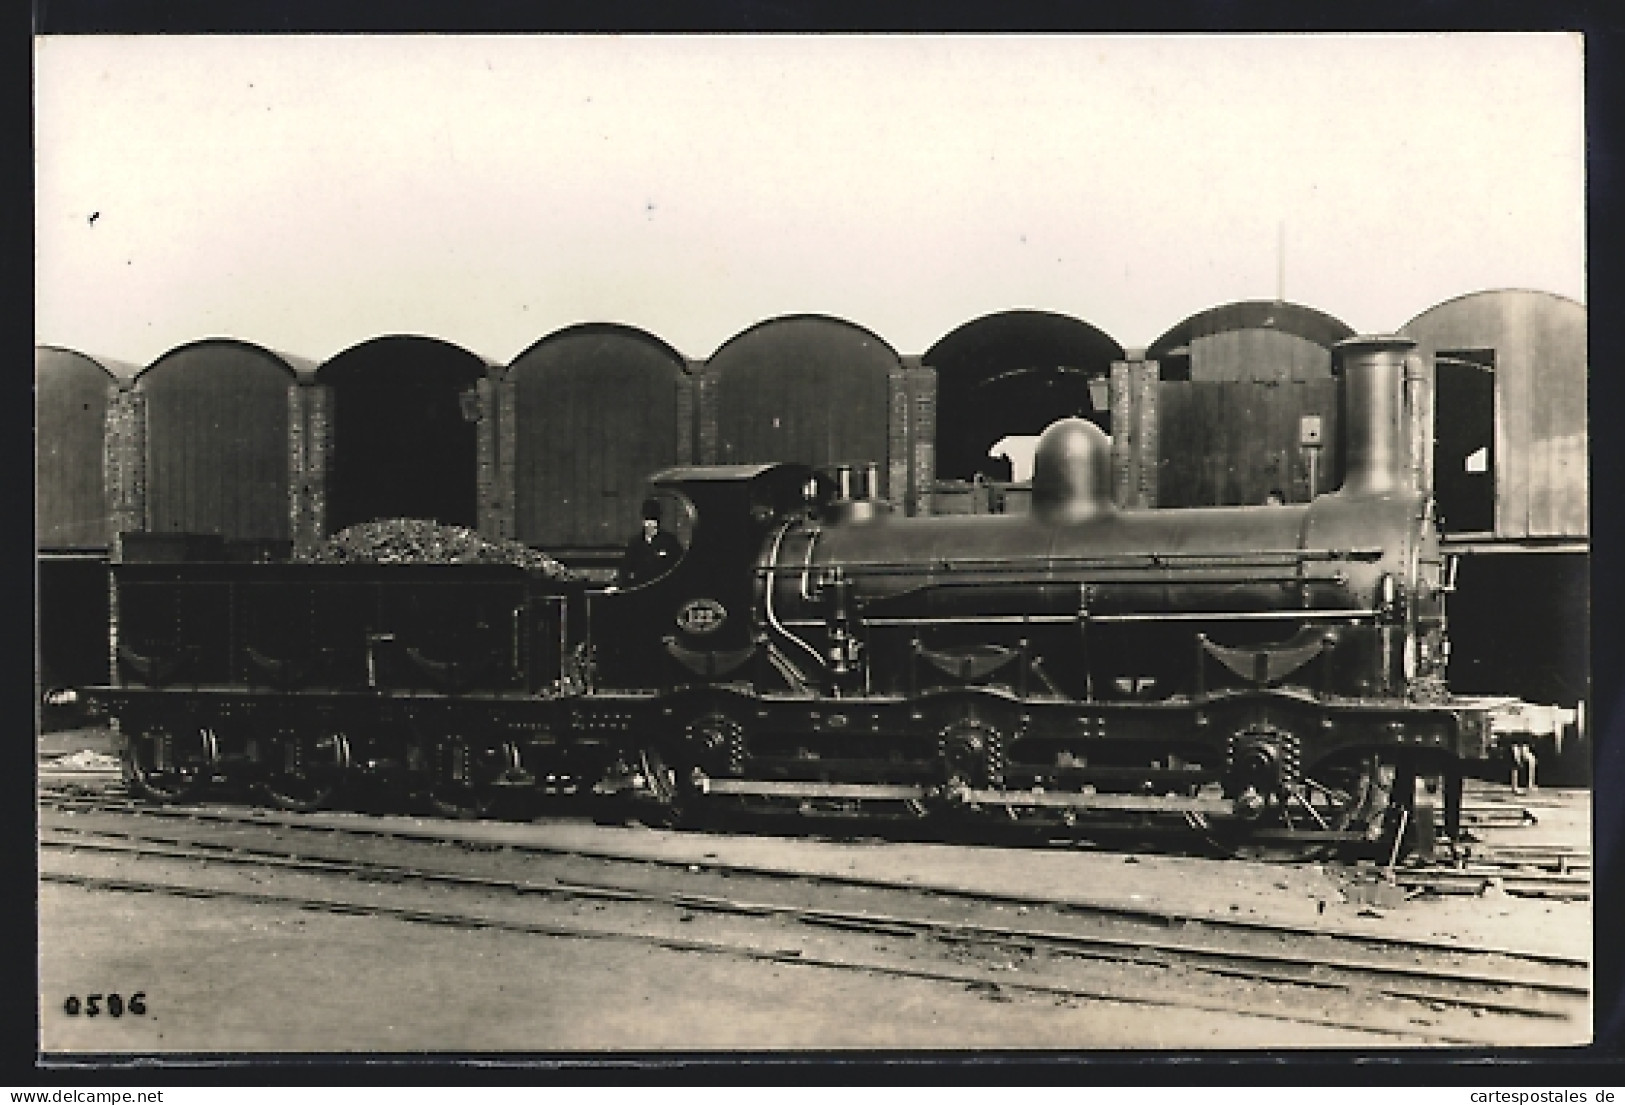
[{"left": 63, "top": 993, "right": 146, "bottom": 1017}]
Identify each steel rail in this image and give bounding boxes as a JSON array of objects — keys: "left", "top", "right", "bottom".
[
  {"left": 41, "top": 826, "right": 1588, "bottom": 1016},
  {"left": 34, "top": 863, "right": 1530, "bottom": 1047},
  {"left": 36, "top": 788, "right": 1590, "bottom": 969}
]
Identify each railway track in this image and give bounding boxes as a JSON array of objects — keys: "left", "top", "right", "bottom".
[
  {"left": 40, "top": 797, "right": 1589, "bottom": 1046},
  {"left": 39, "top": 778, "right": 1591, "bottom": 900}
]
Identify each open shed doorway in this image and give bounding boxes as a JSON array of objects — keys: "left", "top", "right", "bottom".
[
  {"left": 1434, "top": 350, "right": 1496, "bottom": 535},
  {"left": 319, "top": 338, "right": 487, "bottom": 534},
  {"left": 925, "top": 311, "right": 1122, "bottom": 483}
]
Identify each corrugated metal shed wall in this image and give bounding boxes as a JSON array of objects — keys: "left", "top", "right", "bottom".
[
  {"left": 1142, "top": 302, "right": 1354, "bottom": 507},
  {"left": 138, "top": 341, "right": 296, "bottom": 542},
  {"left": 1155, "top": 379, "right": 1341, "bottom": 507},
  {"left": 704, "top": 316, "right": 896, "bottom": 489},
  {"left": 1400, "top": 290, "right": 1587, "bottom": 539},
  {"left": 509, "top": 326, "right": 690, "bottom": 550},
  {"left": 36, "top": 347, "right": 120, "bottom": 549},
  {"left": 1188, "top": 328, "right": 1335, "bottom": 382}
]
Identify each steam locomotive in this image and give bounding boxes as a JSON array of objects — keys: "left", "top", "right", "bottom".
[{"left": 82, "top": 334, "right": 1496, "bottom": 858}]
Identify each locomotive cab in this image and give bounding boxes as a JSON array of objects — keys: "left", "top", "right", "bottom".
[{"left": 587, "top": 462, "right": 814, "bottom": 690}]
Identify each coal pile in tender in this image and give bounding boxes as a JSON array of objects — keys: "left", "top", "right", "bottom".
[{"left": 303, "top": 518, "right": 576, "bottom": 579}]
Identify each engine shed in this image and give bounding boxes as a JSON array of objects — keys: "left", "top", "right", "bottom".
[{"left": 1400, "top": 290, "right": 1588, "bottom": 771}]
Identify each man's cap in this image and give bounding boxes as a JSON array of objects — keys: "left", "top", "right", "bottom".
[{"left": 641, "top": 498, "right": 661, "bottom": 521}]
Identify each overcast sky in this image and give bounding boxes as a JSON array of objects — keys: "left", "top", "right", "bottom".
[{"left": 34, "top": 33, "right": 1585, "bottom": 365}]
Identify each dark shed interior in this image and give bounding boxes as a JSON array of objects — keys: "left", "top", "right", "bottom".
[
  {"left": 318, "top": 337, "right": 488, "bottom": 533},
  {"left": 1401, "top": 289, "right": 1587, "bottom": 540},
  {"left": 923, "top": 310, "right": 1124, "bottom": 481}
]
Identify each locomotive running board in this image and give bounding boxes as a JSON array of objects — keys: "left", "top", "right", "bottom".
[{"left": 696, "top": 777, "right": 1236, "bottom": 814}]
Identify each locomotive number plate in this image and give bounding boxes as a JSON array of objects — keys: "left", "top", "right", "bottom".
[{"left": 677, "top": 598, "right": 728, "bottom": 635}]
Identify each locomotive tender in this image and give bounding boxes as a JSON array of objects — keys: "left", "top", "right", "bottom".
[{"left": 83, "top": 335, "right": 1495, "bottom": 856}]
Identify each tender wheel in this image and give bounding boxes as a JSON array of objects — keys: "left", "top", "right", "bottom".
[
  {"left": 422, "top": 736, "right": 523, "bottom": 819},
  {"left": 257, "top": 730, "right": 351, "bottom": 812},
  {"left": 122, "top": 721, "right": 216, "bottom": 802}
]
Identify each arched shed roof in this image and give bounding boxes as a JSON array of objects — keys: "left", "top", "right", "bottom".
[
  {"left": 706, "top": 312, "right": 898, "bottom": 362},
  {"left": 36, "top": 347, "right": 140, "bottom": 550},
  {"left": 923, "top": 309, "right": 1125, "bottom": 374},
  {"left": 1399, "top": 288, "right": 1586, "bottom": 541},
  {"left": 1146, "top": 300, "right": 1355, "bottom": 362},
  {"left": 509, "top": 322, "right": 688, "bottom": 371},
  {"left": 36, "top": 345, "right": 143, "bottom": 384},
  {"left": 1399, "top": 287, "right": 1585, "bottom": 332},
  {"left": 921, "top": 310, "right": 1125, "bottom": 482},
  {"left": 139, "top": 337, "right": 318, "bottom": 382},
  {"left": 316, "top": 334, "right": 495, "bottom": 378},
  {"left": 137, "top": 338, "right": 308, "bottom": 543}
]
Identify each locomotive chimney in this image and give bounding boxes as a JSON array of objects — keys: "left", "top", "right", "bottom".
[
  {"left": 1332, "top": 335, "right": 1414, "bottom": 499},
  {"left": 1031, "top": 417, "right": 1114, "bottom": 523}
]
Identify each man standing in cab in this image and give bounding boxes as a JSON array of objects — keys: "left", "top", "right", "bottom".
[{"left": 617, "top": 497, "right": 683, "bottom": 586}]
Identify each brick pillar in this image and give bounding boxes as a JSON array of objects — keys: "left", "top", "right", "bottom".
[
  {"left": 675, "top": 371, "right": 696, "bottom": 466},
  {"left": 905, "top": 366, "right": 937, "bottom": 517},
  {"left": 287, "top": 384, "right": 306, "bottom": 553},
  {"left": 1110, "top": 359, "right": 1160, "bottom": 508},
  {"left": 104, "top": 385, "right": 147, "bottom": 557},
  {"left": 475, "top": 368, "right": 516, "bottom": 541},
  {"left": 497, "top": 369, "right": 516, "bottom": 541},
  {"left": 475, "top": 375, "right": 496, "bottom": 537},
  {"left": 697, "top": 365, "right": 720, "bottom": 464},
  {"left": 887, "top": 368, "right": 909, "bottom": 510},
  {"left": 288, "top": 382, "right": 332, "bottom": 556},
  {"left": 307, "top": 385, "right": 331, "bottom": 542}
]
